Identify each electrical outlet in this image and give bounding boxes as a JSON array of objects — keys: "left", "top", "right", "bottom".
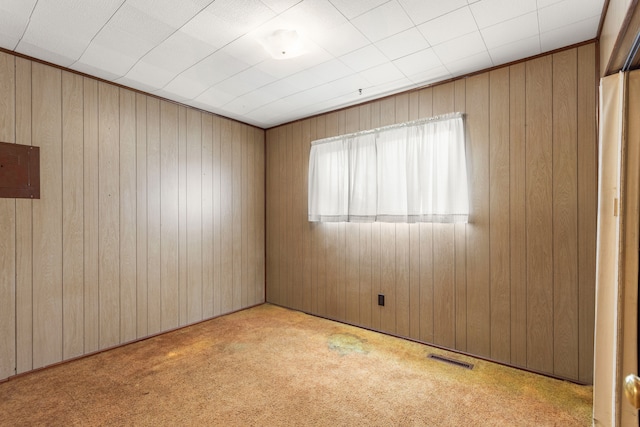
[{"left": 378, "top": 294, "right": 385, "bottom": 306}]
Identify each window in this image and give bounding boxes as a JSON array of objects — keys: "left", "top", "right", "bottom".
[{"left": 308, "top": 112, "right": 468, "bottom": 223}]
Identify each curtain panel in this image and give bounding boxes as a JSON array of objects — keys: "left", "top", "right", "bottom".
[{"left": 308, "top": 112, "right": 469, "bottom": 223}]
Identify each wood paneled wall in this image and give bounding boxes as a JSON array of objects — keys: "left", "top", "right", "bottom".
[
  {"left": 0, "top": 51, "right": 265, "bottom": 381},
  {"left": 265, "top": 43, "right": 597, "bottom": 383}
]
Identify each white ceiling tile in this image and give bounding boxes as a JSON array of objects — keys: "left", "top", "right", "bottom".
[
  {"left": 376, "top": 28, "right": 430, "bottom": 61},
  {"left": 406, "top": 65, "right": 451, "bottom": 86},
  {"left": 417, "top": 7, "right": 477, "bottom": 46},
  {"left": 278, "top": 0, "right": 348, "bottom": 37},
  {"left": 536, "top": 0, "right": 564, "bottom": 7},
  {"left": 445, "top": 50, "right": 493, "bottom": 77},
  {"left": 219, "top": 34, "right": 271, "bottom": 66},
  {"left": 218, "top": 67, "right": 277, "bottom": 97},
  {"left": 328, "top": 0, "right": 390, "bottom": 19},
  {"left": 480, "top": 11, "right": 539, "bottom": 49},
  {"left": 160, "top": 75, "right": 210, "bottom": 100},
  {"left": 153, "top": 88, "right": 189, "bottom": 103},
  {"left": 193, "top": 86, "right": 237, "bottom": 108},
  {"left": 0, "top": 0, "right": 37, "bottom": 50},
  {"left": 122, "top": 60, "right": 177, "bottom": 89},
  {"left": 176, "top": 51, "right": 251, "bottom": 89},
  {"left": 259, "top": 79, "right": 302, "bottom": 98},
  {"left": 287, "top": 59, "right": 353, "bottom": 89},
  {"left": 538, "top": 0, "right": 604, "bottom": 33},
  {"left": 309, "top": 22, "right": 370, "bottom": 57},
  {"left": 352, "top": 1, "right": 414, "bottom": 42},
  {"left": 205, "top": 0, "right": 277, "bottom": 32},
  {"left": 469, "top": 0, "right": 537, "bottom": 29},
  {"left": 180, "top": 11, "right": 243, "bottom": 48},
  {"left": 359, "top": 62, "right": 405, "bottom": 85},
  {"left": 223, "top": 90, "right": 280, "bottom": 115},
  {"left": 17, "top": 0, "right": 124, "bottom": 63},
  {"left": 340, "top": 45, "right": 388, "bottom": 72},
  {"left": 142, "top": 31, "right": 218, "bottom": 75},
  {"left": 70, "top": 61, "right": 123, "bottom": 82},
  {"left": 397, "top": 0, "right": 468, "bottom": 25},
  {"left": 125, "top": 0, "right": 209, "bottom": 28},
  {"left": 433, "top": 31, "right": 487, "bottom": 63},
  {"left": 108, "top": 4, "right": 177, "bottom": 45},
  {"left": 253, "top": 38, "right": 332, "bottom": 79},
  {"left": 540, "top": 15, "right": 600, "bottom": 52},
  {"left": 260, "top": 0, "right": 303, "bottom": 13},
  {"left": 393, "top": 48, "right": 442, "bottom": 76},
  {"left": 74, "top": 44, "right": 141, "bottom": 78},
  {"left": 116, "top": 75, "right": 162, "bottom": 94},
  {"left": 488, "top": 35, "right": 541, "bottom": 66}
]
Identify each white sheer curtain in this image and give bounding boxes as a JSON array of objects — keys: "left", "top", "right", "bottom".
[{"left": 308, "top": 112, "right": 468, "bottom": 223}]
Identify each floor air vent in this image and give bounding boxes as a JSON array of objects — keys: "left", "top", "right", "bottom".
[{"left": 427, "top": 353, "right": 474, "bottom": 370}]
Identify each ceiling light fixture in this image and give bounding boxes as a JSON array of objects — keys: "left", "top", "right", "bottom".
[{"left": 259, "top": 29, "right": 306, "bottom": 60}]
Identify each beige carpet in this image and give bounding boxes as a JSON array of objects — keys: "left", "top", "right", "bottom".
[{"left": 0, "top": 303, "right": 592, "bottom": 426}]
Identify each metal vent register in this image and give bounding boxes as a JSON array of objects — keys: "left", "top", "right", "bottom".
[{"left": 427, "top": 354, "right": 474, "bottom": 370}]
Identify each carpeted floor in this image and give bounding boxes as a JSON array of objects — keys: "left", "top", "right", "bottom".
[{"left": 0, "top": 303, "right": 592, "bottom": 426}]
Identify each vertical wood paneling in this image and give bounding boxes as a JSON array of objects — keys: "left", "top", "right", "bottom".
[
  {"left": 220, "top": 120, "right": 233, "bottom": 313},
  {"left": 466, "top": 74, "right": 491, "bottom": 358},
  {"left": 62, "top": 71, "right": 84, "bottom": 359},
  {"left": 0, "top": 51, "right": 15, "bottom": 379},
  {"left": 577, "top": 43, "right": 597, "bottom": 384},
  {"left": 146, "top": 98, "right": 161, "bottom": 334},
  {"left": 212, "top": 116, "right": 222, "bottom": 316},
  {"left": 552, "top": 49, "right": 579, "bottom": 379},
  {"left": 232, "top": 123, "right": 243, "bottom": 311},
  {"left": 395, "top": 94, "right": 410, "bottom": 338},
  {"left": 83, "top": 78, "right": 99, "bottom": 352},
  {"left": 301, "top": 120, "right": 312, "bottom": 313},
  {"left": 160, "top": 102, "right": 179, "bottom": 330},
  {"left": 408, "top": 92, "right": 421, "bottom": 341},
  {"left": 119, "top": 88, "right": 137, "bottom": 343},
  {"left": 509, "top": 63, "right": 527, "bottom": 367},
  {"left": 263, "top": 44, "right": 598, "bottom": 383},
  {"left": 432, "top": 83, "right": 456, "bottom": 349},
  {"left": 135, "top": 93, "right": 148, "bottom": 338},
  {"left": 201, "top": 114, "right": 215, "bottom": 318},
  {"left": 379, "top": 98, "right": 396, "bottom": 334},
  {"left": 177, "top": 106, "right": 188, "bottom": 326},
  {"left": 358, "top": 104, "right": 372, "bottom": 329},
  {"left": 202, "top": 113, "right": 215, "bottom": 319},
  {"left": 418, "top": 88, "right": 434, "bottom": 344},
  {"left": 98, "top": 82, "right": 120, "bottom": 349},
  {"left": 489, "top": 68, "right": 511, "bottom": 363},
  {"left": 32, "top": 63, "right": 63, "bottom": 368},
  {"left": 525, "top": 56, "right": 554, "bottom": 374},
  {"left": 325, "top": 113, "right": 339, "bottom": 319},
  {"left": 187, "top": 109, "right": 203, "bottom": 323},
  {"left": 454, "top": 79, "right": 467, "bottom": 351},
  {"left": 345, "top": 108, "right": 360, "bottom": 325},
  {"left": 294, "top": 122, "right": 305, "bottom": 311},
  {"left": 1, "top": 50, "right": 265, "bottom": 382},
  {"left": 15, "top": 57, "right": 33, "bottom": 374}
]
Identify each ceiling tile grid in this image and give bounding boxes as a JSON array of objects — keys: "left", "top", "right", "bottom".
[{"left": 0, "top": 0, "right": 605, "bottom": 128}]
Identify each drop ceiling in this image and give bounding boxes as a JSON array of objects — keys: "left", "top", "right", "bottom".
[{"left": 0, "top": 0, "right": 605, "bottom": 128}]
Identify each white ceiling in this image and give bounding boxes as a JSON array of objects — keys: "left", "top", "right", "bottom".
[{"left": 0, "top": 0, "right": 605, "bottom": 128}]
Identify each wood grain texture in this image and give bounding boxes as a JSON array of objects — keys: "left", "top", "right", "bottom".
[
  {"left": 0, "top": 51, "right": 15, "bottom": 380},
  {"left": 62, "top": 71, "right": 85, "bottom": 359},
  {"left": 119, "top": 88, "right": 137, "bottom": 344},
  {"left": 264, "top": 45, "right": 598, "bottom": 383},
  {"left": 577, "top": 43, "right": 597, "bottom": 384},
  {"left": 0, "top": 50, "right": 265, "bottom": 382},
  {"left": 32, "top": 63, "right": 63, "bottom": 369},
  {"left": 489, "top": 68, "right": 511, "bottom": 363},
  {"left": 98, "top": 82, "right": 120, "bottom": 349},
  {"left": 552, "top": 49, "right": 579, "bottom": 379},
  {"left": 186, "top": 109, "right": 203, "bottom": 324},
  {"left": 465, "top": 74, "right": 491, "bottom": 358},
  {"left": 509, "top": 63, "right": 527, "bottom": 368},
  {"left": 83, "top": 78, "right": 100, "bottom": 352},
  {"left": 525, "top": 56, "right": 554, "bottom": 374},
  {"left": 15, "top": 57, "right": 32, "bottom": 374}
]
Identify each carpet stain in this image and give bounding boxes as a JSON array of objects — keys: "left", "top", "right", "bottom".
[{"left": 327, "top": 333, "right": 370, "bottom": 356}]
